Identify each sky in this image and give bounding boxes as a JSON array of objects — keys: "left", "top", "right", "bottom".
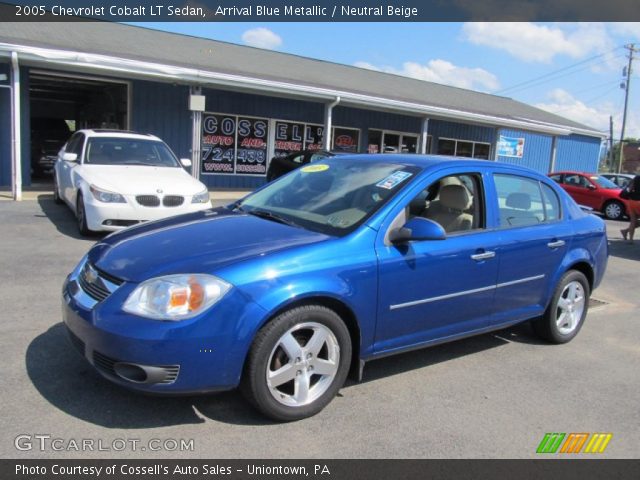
[{"left": 131, "top": 22, "right": 640, "bottom": 141}]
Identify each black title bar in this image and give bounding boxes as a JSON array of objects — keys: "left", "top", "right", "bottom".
[{"left": 1, "top": 0, "right": 640, "bottom": 22}]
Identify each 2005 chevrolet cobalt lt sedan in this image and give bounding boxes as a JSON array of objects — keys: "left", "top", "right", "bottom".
[{"left": 63, "top": 155, "right": 608, "bottom": 421}]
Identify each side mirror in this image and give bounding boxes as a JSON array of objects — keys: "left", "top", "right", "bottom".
[
  {"left": 389, "top": 217, "right": 446, "bottom": 244},
  {"left": 180, "top": 158, "right": 192, "bottom": 168},
  {"left": 61, "top": 152, "right": 78, "bottom": 162},
  {"left": 587, "top": 184, "right": 596, "bottom": 190}
]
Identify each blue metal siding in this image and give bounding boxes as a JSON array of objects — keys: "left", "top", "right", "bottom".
[
  {"left": 0, "top": 63, "right": 10, "bottom": 186},
  {"left": 130, "top": 79, "right": 192, "bottom": 162},
  {"left": 428, "top": 120, "right": 497, "bottom": 158},
  {"left": 496, "top": 128, "right": 553, "bottom": 173},
  {"left": 554, "top": 134, "right": 602, "bottom": 172}
]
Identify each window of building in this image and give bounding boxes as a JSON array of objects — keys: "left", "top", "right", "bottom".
[
  {"left": 437, "top": 138, "right": 492, "bottom": 159},
  {"left": 332, "top": 127, "right": 360, "bottom": 153},
  {"left": 368, "top": 129, "right": 421, "bottom": 154}
]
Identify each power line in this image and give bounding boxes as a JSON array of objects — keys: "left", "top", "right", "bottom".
[{"left": 497, "top": 47, "right": 624, "bottom": 95}]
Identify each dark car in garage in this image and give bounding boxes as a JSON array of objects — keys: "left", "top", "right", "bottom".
[{"left": 31, "top": 117, "right": 71, "bottom": 177}]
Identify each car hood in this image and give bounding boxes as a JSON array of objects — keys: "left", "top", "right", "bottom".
[
  {"left": 77, "top": 165, "right": 205, "bottom": 195},
  {"left": 88, "top": 208, "right": 330, "bottom": 282}
]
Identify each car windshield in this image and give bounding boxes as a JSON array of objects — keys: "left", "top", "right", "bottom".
[
  {"left": 85, "top": 138, "right": 180, "bottom": 167},
  {"left": 238, "top": 158, "right": 421, "bottom": 236},
  {"left": 590, "top": 175, "right": 618, "bottom": 189}
]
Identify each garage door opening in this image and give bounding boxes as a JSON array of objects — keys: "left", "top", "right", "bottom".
[{"left": 29, "top": 71, "right": 128, "bottom": 181}]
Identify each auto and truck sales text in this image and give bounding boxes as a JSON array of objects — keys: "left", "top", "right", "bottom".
[{"left": 17, "top": 4, "right": 419, "bottom": 19}]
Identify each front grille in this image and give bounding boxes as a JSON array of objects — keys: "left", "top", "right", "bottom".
[
  {"left": 77, "top": 261, "right": 123, "bottom": 303},
  {"left": 66, "top": 327, "right": 85, "bottom": 356},
  {"left": 163, "top": 195, "right": 184, "bottom": 207},
  {"left": 93, "top": 350, "right": 117, "bottom": 376},
  {"left": 136, "top": 195, "right": 160, "bottom": 207}
]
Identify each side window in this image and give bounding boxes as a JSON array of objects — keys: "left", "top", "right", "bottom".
[
  {"left": 564, "top": 173, "right": 589, "bottom": 188},
  {"left": 67, "top": 133, "right": 85, "bottom": 156},
  {"left": 549, "top": 174, "right": 562, "bottom": 184},
  {"left": 494, "top": 174, "right": 547, "bottom": 227},
  {"left": 309, "top": 153, "right": 327, "bottom": 163},
  {"left": 408, "top": 173, "right": 485, "bottom": 234},
  {"left": 541, "top": 183, "right": 561, "bottom": 221}
]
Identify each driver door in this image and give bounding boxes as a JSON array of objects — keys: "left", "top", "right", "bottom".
[{"left": 373, "top": 171, "right": 499, "bottom": 353}]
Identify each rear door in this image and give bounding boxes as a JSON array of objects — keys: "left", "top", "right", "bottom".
[{"left": 489, "top": 172, "right": 571, "bottom": 325}]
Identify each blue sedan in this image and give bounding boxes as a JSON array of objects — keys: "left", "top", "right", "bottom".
[{"left": 62, "top": 155, "right": 608, "bottom": 421}]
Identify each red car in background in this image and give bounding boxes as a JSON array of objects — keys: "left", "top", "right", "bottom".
[{"left": 548, "top": 171, "right": 628, "bottom": 220}]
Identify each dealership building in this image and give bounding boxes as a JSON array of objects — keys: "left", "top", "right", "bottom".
[{"left": 0, "top": 21, "right": 605, "bottom": 198}]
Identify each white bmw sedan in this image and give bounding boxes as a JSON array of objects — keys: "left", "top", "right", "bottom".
[{"left": 53, "top": 130, "right": 212, "bottom": 235}]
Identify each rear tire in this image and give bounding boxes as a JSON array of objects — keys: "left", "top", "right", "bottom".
[
  {"left": 241, "top": 305, "right": 352, "bottom": 421},
  {"left": 603, "top": 200, "right": 625, "bottom": 220},
  {"left": 532, "top": 270, "right": 590, "bottom": 344}
]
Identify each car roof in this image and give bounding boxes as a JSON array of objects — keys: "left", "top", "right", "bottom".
[
  {"left": 333, "top": 154, "right": 551, "bottom": 178},
  {"left": 549, "top": 171, "right": 599, "bottom": 176},
  {"left": 77, "top": 129, "right": 162, "bottom": 141}
]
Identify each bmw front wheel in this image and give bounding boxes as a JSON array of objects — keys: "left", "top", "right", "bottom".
[{"left": 241, "top": 305, "right": 352, "bottom": 421}]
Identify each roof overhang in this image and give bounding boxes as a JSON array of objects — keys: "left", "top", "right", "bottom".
[{"left": 0, "top": 42, "right": 607, "bottom": 139}]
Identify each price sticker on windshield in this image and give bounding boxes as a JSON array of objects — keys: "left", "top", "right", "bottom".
[
  {"left": 301, "top": 164, "right": 330, "bottom": 173},
  {"left": 376, "top": 171, "right": 413, "bottom": 189}
]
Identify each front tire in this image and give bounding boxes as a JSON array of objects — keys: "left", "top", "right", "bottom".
[
  {"left": 532, "top": 270, "right": 590, "bottom": 344},
  {"left": 76, "top": 194, "right": 92, "bottom": 236},
  {"left": 603, "top": 200, "right": 625, "bottom": 220},
  {"left": 53, "top": 173, "right": 63, "bottom": 204},
  {"left": 241, "top": 305, "right": 352, "bottom": 421}
]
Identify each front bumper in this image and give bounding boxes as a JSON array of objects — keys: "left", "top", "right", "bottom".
[
  {"left": 62, "top": 262, "right": 268, "bottom": 394},
  {"left": 83, "top": 195, "right": 212, "bottom": 232}
]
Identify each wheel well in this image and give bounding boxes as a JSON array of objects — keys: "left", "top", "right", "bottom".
[
  {"left": 256, "top": 296, "right": 362, "bottom": 380},
  {"left": 568, "top": 261, "right": 594, "bottom": 292},
  {"left": 602, "top": 198, "right": 626, "bottom": 213}
]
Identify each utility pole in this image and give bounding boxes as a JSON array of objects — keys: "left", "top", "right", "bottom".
[
  {"left": 609, "top": 115, "right": 614, "bottom": 171},
  {"left": 617, "top": 44, "right": 638, "bottom": 173}
]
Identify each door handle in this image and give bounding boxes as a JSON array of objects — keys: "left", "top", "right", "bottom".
[
  {"left": 547, "top": 240, "right": 566, "bottom": 249},
  {"left": 470, "top": 251, "right": 496, "bottom": 261}
]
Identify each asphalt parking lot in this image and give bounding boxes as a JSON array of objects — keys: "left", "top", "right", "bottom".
[{"left": 1, "top": 195, "right": 639, "bottom": 459}]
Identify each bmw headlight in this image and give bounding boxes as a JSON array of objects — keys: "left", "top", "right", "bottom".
[
  {"left": 90, "top": 185, "right": 126, "bottom": 203},
  {"left": 191, "top": 189, "right": 210, "bottom": 204},
  {"left": 123, "top": 274, "right": 231, "bottom": 321}
]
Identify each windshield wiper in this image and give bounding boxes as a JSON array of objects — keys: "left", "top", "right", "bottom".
[{"left": 246, "top": 208, "right": 300, "bottom": 228}]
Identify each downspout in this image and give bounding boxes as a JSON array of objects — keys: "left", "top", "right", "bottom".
[
  {"left": 190, "top": 85, "right": 203, "bottom": 180},
  {"left": 323, "top": 96, "right": 340, "bottom": 151},
  {"left": 10, "top": 51, "right": 21, "bottom": 201},
  {"left": 549, "top": 136, "right": 558, "bottom": 173},
  {"left": 419, "top": 117, "right": 429, "bottom": 154}
]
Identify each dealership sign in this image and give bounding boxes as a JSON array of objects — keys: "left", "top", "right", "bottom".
[
  {"left": 497, "top": 135, "right": 525, "bottom": 158},
  {"left": 202, "top": 113, "right": 269, "bottom": 175}
]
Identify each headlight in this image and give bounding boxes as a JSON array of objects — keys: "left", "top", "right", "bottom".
[
  {"left": 123, "top": 274, "right": 231, "bottom": 321},
  {"left": 90, "top": 185, "right": 126, "bottom": 203},
  {"left": 191, "top": 189, "right": 210, "bottom": 204}
]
